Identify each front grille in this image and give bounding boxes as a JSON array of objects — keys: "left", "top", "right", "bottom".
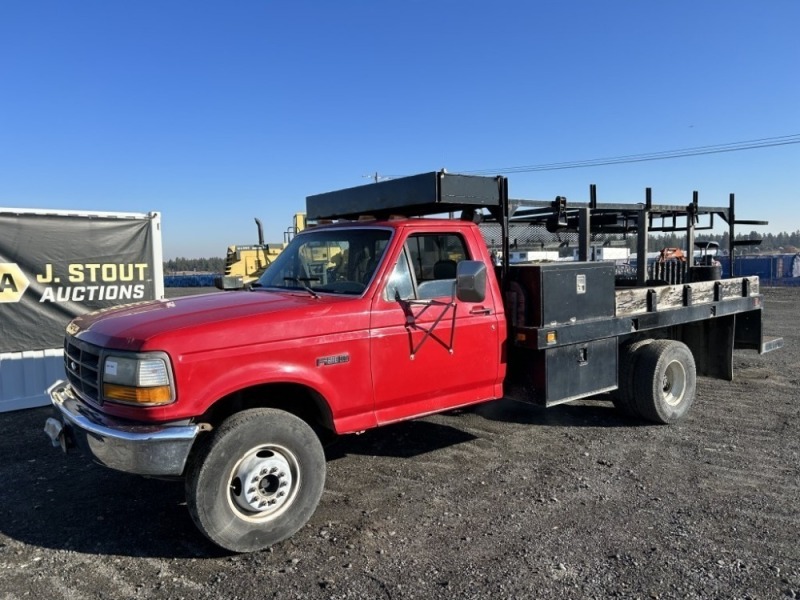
[{"left": 64, "top": 337, "right": 102, "bottom": 404}]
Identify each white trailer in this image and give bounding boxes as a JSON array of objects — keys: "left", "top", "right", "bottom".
[{"left": 573, "top": 246, "right": 631, "bottom": 261}]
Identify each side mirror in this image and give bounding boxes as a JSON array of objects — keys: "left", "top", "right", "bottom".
[{"left": 456, "top": 260, "right": 486, "bottom": 303}]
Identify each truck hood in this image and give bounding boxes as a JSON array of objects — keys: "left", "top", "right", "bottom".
[{"left": 70, "top": 290, "right": 367, "bottom": 352}]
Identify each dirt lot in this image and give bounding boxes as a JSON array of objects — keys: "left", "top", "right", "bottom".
[{"left": 1, "top": 287, "right": 797, "bottom": 600}]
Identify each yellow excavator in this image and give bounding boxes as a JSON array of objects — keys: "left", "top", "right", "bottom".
[{"left": 215, "top": 213, "right": 307, "bottom": 290}]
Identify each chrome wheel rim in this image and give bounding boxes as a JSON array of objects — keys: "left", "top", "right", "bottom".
[
  {"left": 662, "top": 360, "right": 687, "bottom": 407},
  {"left": 228, "top": 445, "right": 300, "bottom": 521}
]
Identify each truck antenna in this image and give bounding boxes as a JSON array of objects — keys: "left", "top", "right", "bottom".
[{"left": 362, "top": 172, "right": 390, "bottom": 183}]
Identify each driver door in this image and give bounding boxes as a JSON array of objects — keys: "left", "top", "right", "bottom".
[{"left": 369, "top": 229, "right": 503, "bottom": 425}]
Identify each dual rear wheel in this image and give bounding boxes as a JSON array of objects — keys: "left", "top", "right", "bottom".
[{"left": 613, "top": 339, "right": 697, "bottom": 424}]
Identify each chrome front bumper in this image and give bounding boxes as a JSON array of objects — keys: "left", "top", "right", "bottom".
[{"left": 44, "top": 380, "right": 200, "bottom": 477}]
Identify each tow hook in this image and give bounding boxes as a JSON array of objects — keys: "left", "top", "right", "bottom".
[{"left": 44, "top": 417, "right": 69, "bottom": 452}]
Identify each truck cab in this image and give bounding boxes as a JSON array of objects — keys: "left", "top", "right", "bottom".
[{"left": 46, "top": 212, "right": 507, "bottom": 552}]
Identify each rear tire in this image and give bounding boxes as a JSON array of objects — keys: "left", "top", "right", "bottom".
[
  {"left": 633, "top": 340, "right": 696, "bottom": 424},
  {"left": 185, "top": 408, "right": 326, "bottom": 553},
  {"left": 612, "top": 339, "right": 653, "bottom": 416}
]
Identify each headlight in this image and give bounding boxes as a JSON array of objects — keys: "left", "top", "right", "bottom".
[{"left": 102, "top": 353, "right": 175, "bottom": 406}]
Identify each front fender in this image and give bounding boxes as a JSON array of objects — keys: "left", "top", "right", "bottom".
[
  {"left": 174, "top": 335, "right": 375, "bottom": 432},
  {"left": 189, "top": 359, "right": 338, "bottom": 414}
]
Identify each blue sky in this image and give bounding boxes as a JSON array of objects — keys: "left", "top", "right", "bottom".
[{"left": 1, "top": 1, "right": 798, "bottom": 259}]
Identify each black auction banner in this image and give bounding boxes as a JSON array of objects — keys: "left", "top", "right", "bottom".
[{"left": 0, "top": 212, "right": 158, "bottom": 353}]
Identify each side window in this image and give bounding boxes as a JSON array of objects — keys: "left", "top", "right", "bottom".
[{"left": 384, "top": 233, "right": 470, "bottom": 301}]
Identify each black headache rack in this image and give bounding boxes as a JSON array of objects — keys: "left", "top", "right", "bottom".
[
  {"left": 306, "top": 170, "right": 768, "bottom": 287},
  {"left": 307, "top": 170, "right": 513, "bottom": 281},
  {"left": 306, "top": 171, "right": 506, "bottom": 221}
]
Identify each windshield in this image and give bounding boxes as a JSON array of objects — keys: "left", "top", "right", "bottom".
[{"left": 256, "top": 227, "right": 392, "bottom": 295}]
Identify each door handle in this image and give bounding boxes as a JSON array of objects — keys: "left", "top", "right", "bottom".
[{"left": 470, "top": 306, "right": 492, "bottom": 315}]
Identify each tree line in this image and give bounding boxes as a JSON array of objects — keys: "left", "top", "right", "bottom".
[
  {"left": 164, "top": 257, "right": 226, "bottom": 274},
  {"left": 628, "top": 230, "right": 800, "bottom": 254}
]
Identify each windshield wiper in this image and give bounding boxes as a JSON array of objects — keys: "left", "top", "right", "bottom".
[{"left": 283, "top": 277, "right": 321, "bottom": 298}]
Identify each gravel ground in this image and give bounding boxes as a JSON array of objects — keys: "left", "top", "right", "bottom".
[{"left": 0, "top": 287, "right": 797, "bottom": 600}]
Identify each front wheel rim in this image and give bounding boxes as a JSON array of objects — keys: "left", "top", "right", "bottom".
[
  {"left": 228, "top": 445, "right": 300, "bottom": 521},
  {"left": 661, "top": 360, "right": 687, "bottom": 406}
]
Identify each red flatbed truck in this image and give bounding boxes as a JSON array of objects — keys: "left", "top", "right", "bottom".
[{"left": 45, "top": 171, "right": 782, "bottom": 552}]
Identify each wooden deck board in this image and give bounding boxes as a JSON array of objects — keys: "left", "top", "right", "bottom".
[{"left": 615, "top": 276, "right": 759, "bottom": 316}]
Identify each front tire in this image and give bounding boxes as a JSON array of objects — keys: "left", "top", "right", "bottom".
[
  {"left": 185, "top": 408, "right": 326, "bottom": 553},
  {"left": 634, "top": 340, "right": 696, "bottom": 424}
]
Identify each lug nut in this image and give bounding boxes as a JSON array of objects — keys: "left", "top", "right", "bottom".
[
  {"left": 279, "top": 481, "right": 288, "bottom": 487},
  {"left": 277, "top": 491, "right": 285, "bottom": 498},
  {"left": 269, "top": 466, "right": 278, "bottom": 474}
]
